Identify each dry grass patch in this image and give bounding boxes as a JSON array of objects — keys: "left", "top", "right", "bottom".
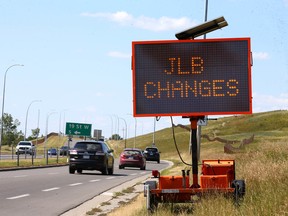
[
  {"left": 108, "top": 140, "right": 288, "bottom": 216},
  {"left": 108, "top": 194, "right": 145, "bottom": 216}
]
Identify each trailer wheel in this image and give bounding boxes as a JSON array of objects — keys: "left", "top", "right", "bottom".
[{"left": 232, "top": 180, "right": 246, "bottom": 205}]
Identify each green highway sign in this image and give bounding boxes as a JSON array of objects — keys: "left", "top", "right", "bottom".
[{"left": 65, "top": 122, "right": 92, "bottom": 137}]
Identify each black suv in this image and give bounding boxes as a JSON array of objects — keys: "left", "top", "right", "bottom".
[
  {"left": 143, "top": 147, "right": 160, "bottom": 163},
  {"left": 68, "top": 140, "right": 114, "bottom": 175},
  {"left": 59, "top": 146, "right": 70, "bottom": 156}
]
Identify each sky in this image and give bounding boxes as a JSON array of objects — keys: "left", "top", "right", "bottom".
[{"left": 0, "top": 0, "right": 287, "bottom": 140}]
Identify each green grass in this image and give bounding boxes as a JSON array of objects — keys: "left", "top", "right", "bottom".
[
  {"left": 2, "top": 110, "right": 288, "bottom": 215},
  {"left": 108, "top": 110, "right": 288, "bottom": 216},
  {"left": 0, "top": 157, "right": 68, "bottom": 168},
  {"left": 0, "top": 135, "right": 68, "bottom": 168}
]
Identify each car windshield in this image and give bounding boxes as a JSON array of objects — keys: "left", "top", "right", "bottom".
[
  {"left": 123, "top": 150, "right": 141, "bottom": 156},
  {"left": 19, "top": 143, "right": 31, "bottom": 146},
  {"left": 146, "top": 148, "right": 158, "bottom": 152},
  {"left": 74, "top": 143, "right": 102, "bottom": 151}
]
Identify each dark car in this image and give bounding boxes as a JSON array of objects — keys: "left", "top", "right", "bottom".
[
  {"left": 69, "top": 140, "right": 114, "bottom": 175},
  {"left": 143, "top": 147, "right": 160, "bottom": 163},
  {"left": 59, "top": 146, "right": 70, "bottom": 156},
  {"left": 48, "top": 148, "right": 57, "bottom": 156},
  {"left": 119, "top": 148, "right": 146, "bottom": 170}
]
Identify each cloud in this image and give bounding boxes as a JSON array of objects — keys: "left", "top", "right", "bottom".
[
  {"left": 253, "top": 52, "right": 269, "bottom": 60},
  {"left": 81, "top": 11, "right": 197, "bottom": 32},
  {"left": 107, "top": 51, "right": 130, "bottom": 59},
  {"left": 253, "top": 92, "right": 288, "bottom": 112}
]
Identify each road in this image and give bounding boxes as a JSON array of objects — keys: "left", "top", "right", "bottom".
[{"left": 0, "top": 160, "right": 170, "bottom": 216}]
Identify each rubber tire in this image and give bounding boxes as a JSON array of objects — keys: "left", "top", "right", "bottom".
[
  {"left": 108, "top": 164, "right": 114, "bottom": 175},
  {"left": 140, "top": 165, "right": 146, "bottom": 170},
  {"left": 102, "top": 163, "right": 108, "bottom": 175},
  {"left": 232, "top": 179, "right": 246, "bottom": 205},
  {"left": 77, "top": 169, "right": 83, "bottom": 174},
  {"left": 69, "top": 167, "right": 75, "bottom": 174}
]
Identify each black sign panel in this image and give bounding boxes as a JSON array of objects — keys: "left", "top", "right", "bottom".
[{"left": 132, "top": 38, "right": 252, "bottom": 117}]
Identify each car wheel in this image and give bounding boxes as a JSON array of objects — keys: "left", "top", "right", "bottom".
[
  {"left": 102, "top": 163, "right": 108, "bottom": 175},
  {"left": 140, "top": 165, "right": 146, "bottom": 170},
  {"left": 77, "top": 169, "right": 83, "bottom": 174},
  {"left": 157, "top": 159, "right": 160, "bottom": 164},
  {"left": 108, "top": 165, "right": 114, "bottom": 175},
  {"left": 69, "top": 167, "right": 75, "bottom": 174}
]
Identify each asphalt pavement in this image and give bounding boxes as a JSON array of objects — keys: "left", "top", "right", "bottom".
[{"left": 61, "top": 160, "right": 173, "bottom": 216}]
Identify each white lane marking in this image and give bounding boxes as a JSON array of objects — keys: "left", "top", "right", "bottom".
[
  {"left": 69, "top": 183, "right": 83, "bottom": 186},
  {"left": 42, "top": 187, "right": 60, "bottom": 192},
  {"left": 7, "top": 194, "right": 30, "bottom": 200},
  {"left": 140, "top": 172, "right": 147, "bottom": 175},
  {"left": 130, "top": 173, "right": 137, "bottom": 176},
  {"left": 14, "top": 175, "right": 28, "bottom": 178},
  {"left": 89, "top": 179, "right": 101, "bottom": 183},
  {"left": 106, "top": 177, "right": 115, "bottom": 180}
]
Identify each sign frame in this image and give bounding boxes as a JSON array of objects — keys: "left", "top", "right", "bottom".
[
  {"left": 132, "top": 38, "right": 252, "bottom": 117},
  {"left": 65, "top": 122, "right": 92, "bottom": 137}
]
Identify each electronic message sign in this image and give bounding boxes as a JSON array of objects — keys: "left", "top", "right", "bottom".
[{"left": 132, "top": 38, "right": 252, "bottom": 117}]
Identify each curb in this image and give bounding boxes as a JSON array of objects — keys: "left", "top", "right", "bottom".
[
  {"left": 0, "top": 164, "right": 68, "bottom": 172},
  {"left": 61, "top": 160, "right": 173, "bottom": 216}
]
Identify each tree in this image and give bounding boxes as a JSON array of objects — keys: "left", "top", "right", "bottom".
[
  {"left": 0, "top": 113, "right": 23, "bottom": 146},
  {"left": 110, "top": 134, "right": 122, "bottom": 140},
  {"left": 27, "top": 128, "right": 40, "bottom": 140}
]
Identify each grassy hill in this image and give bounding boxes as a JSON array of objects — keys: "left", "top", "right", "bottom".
[
  {"left": 108, "top": 110, "right": 288, "bottom": 216},
  {"left": 110, "top": 110, "right": 288, "bottom": 163}
]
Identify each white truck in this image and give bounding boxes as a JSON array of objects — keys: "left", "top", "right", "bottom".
[{"left": 15, "top": 141, "right": 36, "bottom": 155}]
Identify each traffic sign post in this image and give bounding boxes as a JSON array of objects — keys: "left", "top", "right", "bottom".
[{"left": 65, "top": 122, "right": 92, "bottom": 137}]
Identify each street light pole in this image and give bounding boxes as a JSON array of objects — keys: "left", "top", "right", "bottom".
[
  {"left": 44, "top": 111, "right": 57, "bottom": 158},
  {"left": 119, "top": 117, "right": 127, "bottom": 148},
  {"left": 109, "top": 115, "right": 114, "bottom": 139},
  {"left": 134, "top": 117, "right": 137, "bottom": 148},
  {"left": 24, "top": 100, "right": 41, "bottom": 141},
  {"left": 153, "top": 117, "right": 156, "bottom": 145},
  {"left": 113, "top": 115, "right": 119, "bottom": 140},
  {"left": 59, "top": 109, "right": 68, "bottom": 136},
  {"left": 127, "top": 114, "right": 137, "bottom": 148},
  {"left": 0, "top": 64, "right": 24, "bottom": 159}
]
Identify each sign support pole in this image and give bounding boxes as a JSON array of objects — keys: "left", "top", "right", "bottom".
[{"left": 189, "top": 116, "right": 203, "bottom": 188}]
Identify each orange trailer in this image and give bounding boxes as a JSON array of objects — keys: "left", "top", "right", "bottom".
[
  {"left": 144, "top": 159, "right": 245, "bottom": 211},
  {"left": 144, "top": 117, "right": 246, "bottom": 211}
]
